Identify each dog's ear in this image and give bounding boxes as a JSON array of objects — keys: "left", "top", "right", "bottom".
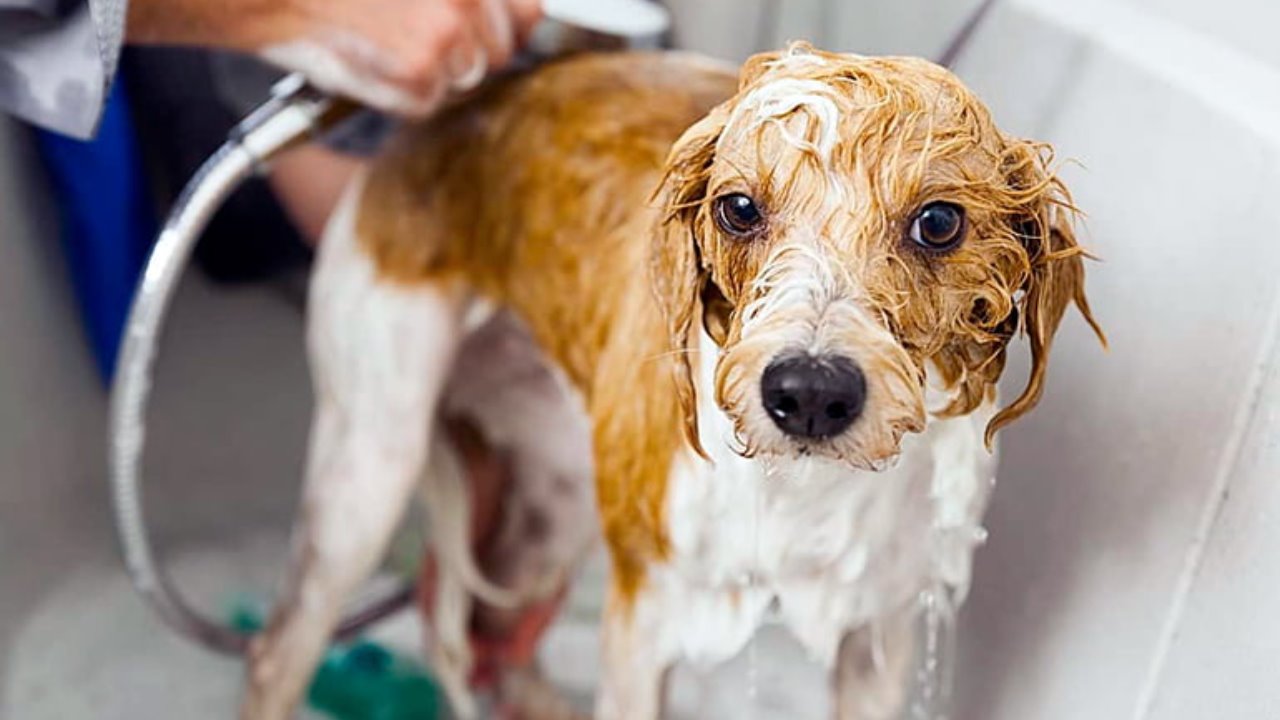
[
  {"left": 985, "top": 140, "right": 1106, "bottom": 447},
  {"left": 650, "top": 104, "right": 731, "bottom": 459}
]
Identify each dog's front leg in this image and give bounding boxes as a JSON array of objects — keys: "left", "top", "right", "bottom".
[
  {"left": 596, "top": 581, "right": 673, "bottom": 720},
  {"left": 240, "top": 195, "right": 468, "bottom": 719},
  {"left": 832, "top": 607, "right": 916, "bottom": 720}
]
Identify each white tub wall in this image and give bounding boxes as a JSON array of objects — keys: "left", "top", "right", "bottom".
[
  {"left": 1132, "top": 0, "right": 1280, "bottom": 70},
  {"left": 668, "top": 0, "right": 985, "bottom": 63},
  {"left": 666, "top": 1, "right": 1280, "bottom": 719},
  {"left": 957, "top": 3, "right": 1280, "bottom": 719}
]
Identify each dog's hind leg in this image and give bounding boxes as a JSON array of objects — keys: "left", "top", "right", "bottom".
[{"left": 240, "top": 181, "right": 470, "bottom": 720}]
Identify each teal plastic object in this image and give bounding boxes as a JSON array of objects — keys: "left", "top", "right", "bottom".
[{"left": 229, "top": 602, "right": 445, "bottom": 720}]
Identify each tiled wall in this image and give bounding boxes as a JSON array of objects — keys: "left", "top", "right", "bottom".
[{"left": 667, "top": 1, "right": 1280, "bottom": 717}]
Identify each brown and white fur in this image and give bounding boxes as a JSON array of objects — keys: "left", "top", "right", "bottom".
[{"left": 240, "top": 42, "right": 1103, "bottom": 720}]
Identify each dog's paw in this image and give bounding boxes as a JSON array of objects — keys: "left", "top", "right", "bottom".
[{"left": 496, "top": 666, "right": 590, "bottom": 720}]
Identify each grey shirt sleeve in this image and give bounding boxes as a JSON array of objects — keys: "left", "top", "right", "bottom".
[{"left": 0, "top": 0, "right": 128, "bottom": 138}]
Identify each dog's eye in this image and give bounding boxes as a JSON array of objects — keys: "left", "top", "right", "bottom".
[
  {"left": 714, "top": 193, "right": 765, "bottom": 237},
  {"left": 909, "top": 202, "right": 966, "bottom": 251}
]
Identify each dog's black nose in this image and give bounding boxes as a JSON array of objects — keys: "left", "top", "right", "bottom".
[{"left": 761, "top": 355, "right": 866, "bottom": 440}]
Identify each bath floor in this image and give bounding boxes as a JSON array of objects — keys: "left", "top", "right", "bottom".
[{"left": 0, "top": 273, "right": 827, "bottom": 719}]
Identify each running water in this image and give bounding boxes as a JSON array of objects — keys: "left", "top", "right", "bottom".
[
  {"left": 909, "top": 584, "right": 959, "bottom": 720},
  {"left": 747, "top": 458, "right": 766, "bottom": 713}
]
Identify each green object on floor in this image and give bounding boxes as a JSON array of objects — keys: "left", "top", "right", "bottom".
[{"left": 228, "top": 601, "right": 445, "bottom": 720}]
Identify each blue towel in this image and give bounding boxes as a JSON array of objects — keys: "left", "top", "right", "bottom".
[{"left": 34, "top": 76, "right": 157, "bottom": 384}]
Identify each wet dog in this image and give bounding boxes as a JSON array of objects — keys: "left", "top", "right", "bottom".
[{"left": 241, "top": 42, "right": 1102, "bottom": 720}]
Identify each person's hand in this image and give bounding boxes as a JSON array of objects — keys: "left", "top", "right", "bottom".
[{"left": 127, "top": 0, "right": 543, "bottom": 117}]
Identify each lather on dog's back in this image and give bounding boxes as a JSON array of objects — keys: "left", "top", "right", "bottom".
[{"left": 240, "top": 43, "right": 1102, "bottom": 720}]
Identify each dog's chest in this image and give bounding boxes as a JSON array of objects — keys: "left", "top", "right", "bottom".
[{"left": 660, "top": 404, "right": 996, "bottom": 669}]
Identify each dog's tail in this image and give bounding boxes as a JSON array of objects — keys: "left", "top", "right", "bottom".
[
  {"left": 422, "top": 427, "right": 527, "bottom": 608},
  {"left": 418, "top": 426, "right": 504, "bottom": 719},
  {"left": 418, "top": 425, "right": 569, "bottom": 718}
]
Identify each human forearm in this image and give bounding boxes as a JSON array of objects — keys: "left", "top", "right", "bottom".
[{"left": 125, "top": 0, "right": 541, "bottom": 116}]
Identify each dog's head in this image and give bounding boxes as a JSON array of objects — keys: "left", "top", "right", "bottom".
[{"left": 651, "top": 43, "right": 1104, "bottom": 468}]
